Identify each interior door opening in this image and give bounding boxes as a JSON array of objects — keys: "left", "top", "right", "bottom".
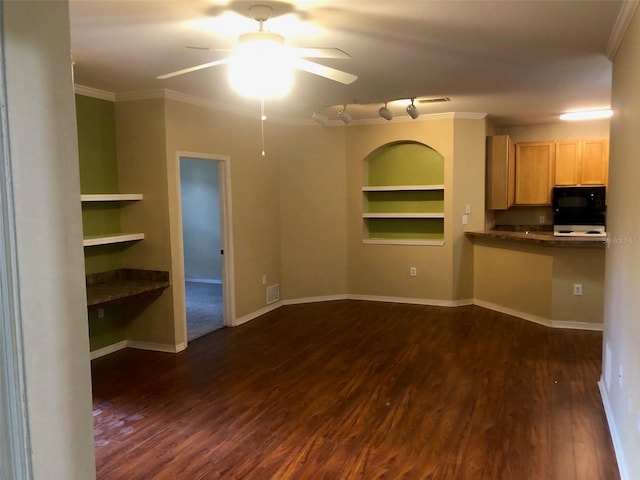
[{"left": 179, "top": 156, "right": 225, "bottom": 342}]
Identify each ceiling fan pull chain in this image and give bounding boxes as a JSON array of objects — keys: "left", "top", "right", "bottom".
[{"left": 260, "top": 97, "right": 266, "bottom": 157}]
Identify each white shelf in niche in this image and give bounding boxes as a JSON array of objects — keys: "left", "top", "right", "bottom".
[
  {"left": 362, "top": 184, "right": 444, "bottom": 192},
  {"left": 83, "top": 233, "right": 145, "bottom": 247},
  {"left": 362, "top": 238, "right": 446, "bottom": 246},
  {"left": 81, "top": 193, "right": 143, "bottom": 202},
  {"left": 362, "top": 212, "right": 444, "bottom": 219}
]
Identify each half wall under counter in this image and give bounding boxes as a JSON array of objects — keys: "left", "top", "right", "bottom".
[{"left": 466, "top": 227, "right": 606, "bottom": 329}]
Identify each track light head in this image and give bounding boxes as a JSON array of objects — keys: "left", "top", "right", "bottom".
[
  {"left": 312, "top": 112, "right": 328, "bottom": 125},
  {"left": 338, "top": 105, "right": 351, "bottom": 124},
  {"left": 406, "top": 98, "right": 420, "bottom": 119},
  {"left": 378, "top": 102, "right": 393, "bottom": 121}
]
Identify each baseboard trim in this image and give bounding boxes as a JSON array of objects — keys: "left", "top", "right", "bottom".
[
  {"left": 90, "top": 340, "right": 127, "bottom": 360},
  {"left": 472, "top": 299, "right": 603, "bottom": 331},
  {"left": 282, "top": 294, "right": 349, "bottom": 305},
  {"left": 348, "top": 294, "right": 473, "bottom": 307},
  {"left": 599, "top": 378, "right": 628, "bottom": 480},
  {"left": 126, "top": 340, "right": 184, "bottom": 354},
  {"left": 233, "top": 302, "right": 282, "bottom": 327}
]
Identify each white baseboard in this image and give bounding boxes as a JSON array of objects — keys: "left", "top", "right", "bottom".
[
  {"left": 185, "top": 278, "right": 222, "bottom": 284},
  {"left": 599, "top": 378, "right": 628, "bottom": 480},
  {"left": 90, "top": 340, "right": 127, "bottom": 360},
  {"left": 126, "top": 340, "right": 185, "bottom": 353},
  {"left": 472, "top": 299, "right": 603, "bottom": 331},
  {"left": 348, "top": 294, "right": 473, "bottom": 307},
  {"left": 233, "top": 302, "right": 282, "bottom": 327},
  {"left": 282, "top": 294, "right": 348, "bottom": 305}
]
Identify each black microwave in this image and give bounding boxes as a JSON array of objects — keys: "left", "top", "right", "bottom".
[{"left": 552, "top": 186, "right": 606, "bottom": 226}]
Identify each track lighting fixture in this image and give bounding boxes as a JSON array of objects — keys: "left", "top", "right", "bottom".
[
  {"left": 312, "top": 111, "right": 329, "bottom": 125},
  {"left": 378, "top": 102, "right": 393, "bottom": 121},
  {"left": 406, "top": 98, "right": 420, "bottom": 119},
  {"left": 338, "top": 105, "right": 351, "bottom": 124}
]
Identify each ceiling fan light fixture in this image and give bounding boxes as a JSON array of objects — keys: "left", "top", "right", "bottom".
[
  {"left": 229, "top": 31, "right": 294, "bottom": 98},
  {"left": 378, "top": 102, "right": 393, "bottom": 121},
  {"left": 406, "top": 98, "right": 420, "bottom": 119},
  {"left": 338, "top": 106, "right": 351, "bottom": 124}
]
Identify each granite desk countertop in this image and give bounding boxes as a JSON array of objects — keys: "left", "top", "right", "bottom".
[
  {"left": 465, "top": 226, "right": 607, "bottom": 248},
  {"left": 86, "top": 269, "right": 170, "bottom": 308}
]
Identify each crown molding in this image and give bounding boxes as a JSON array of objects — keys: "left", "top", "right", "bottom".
[
  {"left": 73, "top": 84, "right": 115, "bottom": 102},
  {"left": 606, "top": 0, "right": 640, "bottom": 60}
]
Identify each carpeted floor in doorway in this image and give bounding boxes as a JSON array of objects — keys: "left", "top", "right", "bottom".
[{"left": 185, "top": 281, "right": 224, "bottom": 342}]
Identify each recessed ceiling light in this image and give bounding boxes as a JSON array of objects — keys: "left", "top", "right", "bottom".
[{"left": 559, "top": 109, "right": 613, "bottom": 121}]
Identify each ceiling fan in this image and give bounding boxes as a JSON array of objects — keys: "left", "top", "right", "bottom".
[{"left": 157, "top": 4, "right": 357, "bottom": 97}]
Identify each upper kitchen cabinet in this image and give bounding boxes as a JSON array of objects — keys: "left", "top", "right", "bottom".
[
  {"left": 555, "top": 139, "right": 609, "bottom": 186},
  {"left": 486, "top": 135, "right": 515, "bottom": 210},
  {"left": 515, "top": 141, "right": 555, "bottom": 205}
]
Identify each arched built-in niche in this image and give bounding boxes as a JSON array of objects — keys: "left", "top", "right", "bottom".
[{"left": 362, "top": 141, "right": 445, "bottom": 245}]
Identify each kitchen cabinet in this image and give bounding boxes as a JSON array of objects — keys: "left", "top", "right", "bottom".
[
  {"left": 486, "top": 135, "right": 515, "bottom": 210},
  {"left": 555, "top": 139, "right": 608, "bottom": 186},
  {"left": 515, "top": 141, "right": 555, "bottom": 205}
]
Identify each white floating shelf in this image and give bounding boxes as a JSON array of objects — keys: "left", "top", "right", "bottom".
[
  {"left": 362, "top": 238, "right": 445, "bottom": 246},
  {"left": 362, "top": 185, "right": 444, "bottom": 192},
  {"left": 362, "top": 212, "right": 445, "bottom": 219},
  {"left": 83, "top": 233, "right": 145, "bottom": 247},
  {"left": 81, "top": 194, "right": 143, "bottom": 202}
]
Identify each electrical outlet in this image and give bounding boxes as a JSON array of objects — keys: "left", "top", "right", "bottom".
[
  {"left": 539, "top": 215, "right": 545, "bottom": 224},
  {"left": 465, "top": 204, "right": 472, "bottom": 214},
  {"left": 573, "top": 284, "right": 583, "bottom": 296},
  {"left": 262, "top": 274, "right": 267, "bottom": 285},
  {"left": 462, "top": 214, "right": 469, "bottom": 225},
  {"left": 410, "top": 267, "right": 417, "bottom": 277},
  {"left": 98, "top": 308, "right": 105, "bottom": 319}
]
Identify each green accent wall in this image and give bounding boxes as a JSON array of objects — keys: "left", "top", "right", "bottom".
[
  {"left": 76, "top": 94, "right": 126, "bottom": 350},
  {"left": 364, "top": 141, "right": 445, "bottom": 241},
  {"left": 366, "top": 141, "right": 444, "bottom": 186},
  {"left": 76, "top": 94, "right": 123, "bottom": 275}
]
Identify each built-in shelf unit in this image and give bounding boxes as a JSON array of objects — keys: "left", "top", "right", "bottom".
[
  {"left": 81, "top": 193, "right": 144, "bottom": 247},
  {"left": 362, "top": 141, "right": 445, "bottom": 245}
]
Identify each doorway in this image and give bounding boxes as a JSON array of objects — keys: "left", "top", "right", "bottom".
[{"left": 179, "top": 156, "right": 226, "bottom": 342}]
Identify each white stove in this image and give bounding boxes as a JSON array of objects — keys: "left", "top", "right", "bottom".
[{"left": 553, "top": 225, "right": 607, "bottom": 237}]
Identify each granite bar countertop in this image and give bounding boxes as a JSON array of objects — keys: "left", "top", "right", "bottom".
[
  {"left": 465, "top": 225, "right": 607, "bottom": 248},
  {"left": 86, "top": 269, "right": 170, "bottom": 308}
]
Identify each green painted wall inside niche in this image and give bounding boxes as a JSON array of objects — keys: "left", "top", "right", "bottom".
[
  {"left": 366, "top": 142, "right": 444, "bottom": 186},
  {"left": 76, "top": 94, "right": 126, "bottom": 351},
  {"left": 76, "top": 94, "right": 123, "bottom": 275}
]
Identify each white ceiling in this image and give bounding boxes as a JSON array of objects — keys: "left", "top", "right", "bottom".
[{"left": 68, "top": 0, "right": 631, "bottom": 126}]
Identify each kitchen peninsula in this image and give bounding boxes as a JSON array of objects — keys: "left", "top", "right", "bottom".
[{"left": 466, "top": 226, "right": 606, "bottom": 329}]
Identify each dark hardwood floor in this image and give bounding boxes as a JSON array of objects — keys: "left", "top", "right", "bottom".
[{"left": 92, "top": 301, "right": 620, "bottom": 479}]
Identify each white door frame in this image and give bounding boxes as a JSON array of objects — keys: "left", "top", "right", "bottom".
[
  {"left": 174, "top": 151, "right": 236, "bottom": 341},
  {"left": 0, "top": 7, "right": 33, "bottom": 476}
]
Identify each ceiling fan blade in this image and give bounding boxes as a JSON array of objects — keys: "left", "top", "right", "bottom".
[
  {"left": 292, "top": 47, "right": 351, "bottom": 59},
  {"left": 156, "top": 58, "right": 229, "bottom": 80},
  {"left": 294, "top": 58, "right": 358, "bottom": 85}
]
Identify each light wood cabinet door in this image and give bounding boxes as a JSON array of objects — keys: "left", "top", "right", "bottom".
[
  {"left": 555, "top": 141, "right": 581, "bottom": 185},
  {"left": 486, "top": 135, "right": 515, "bottom": 210},
  {"left": 553, "top": 139, "right": 608, "bottom": 186},
  {"left": 580, "top": 139, "right": 609, "bottom": 185},
  {"left": 515, "top": 142, "right": 555, "bottom": 205}
]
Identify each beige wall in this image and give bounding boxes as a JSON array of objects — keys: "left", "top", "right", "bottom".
[
  {"left": 164, "top": 99, "right": 282, "bottom": 323},
  {"left": 115, "top": 99, "right": 177, "bottom": 346},
  {"left": 274, "top": 125, "right": 349, "bottom": 299},
  {"left": 345, "top": 116, "right": 485, "bottom": 303},
  {"left": 602, "top": 6, "right": 640, "bottom": 479},
  {"left": 474, "top": 241, "right": 553, "bottom": 320},
  {"left": 473, "top": 239, "right": 605, "bottom": 326},
  {"left": 497, "top": 119, "right": 610, "bottom": 142},
  {"left": 4, "top": 1, "right": 96, "bottom": 478}
]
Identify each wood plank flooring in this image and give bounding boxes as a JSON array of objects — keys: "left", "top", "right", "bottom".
[{"left": 92, "top": 301, "right": 620, "bottom": 479}]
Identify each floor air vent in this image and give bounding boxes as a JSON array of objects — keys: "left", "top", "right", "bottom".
[{"left": 267, "top": 284, "right": 280, "bottom": 304}]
